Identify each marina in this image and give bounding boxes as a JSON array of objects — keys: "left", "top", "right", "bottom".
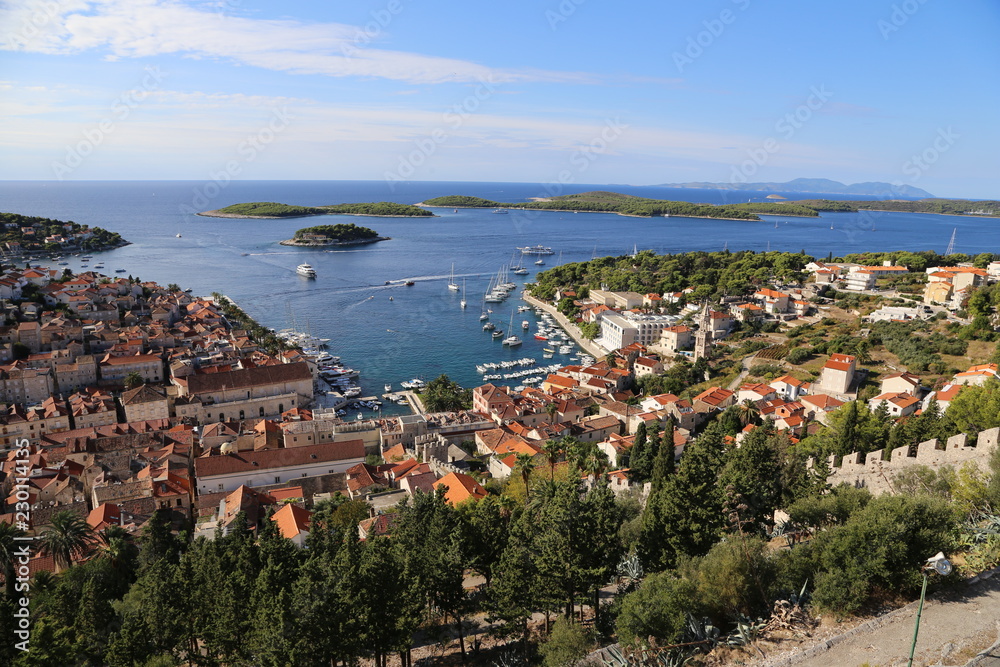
[{"left": 3, "top": 180, "right": 987, "bottom": 418}]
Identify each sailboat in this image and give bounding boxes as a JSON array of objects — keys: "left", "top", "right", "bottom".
[
  {"left": 503, "top": 312, "right": 522, "bottom": 346},
  {"left": 447, "top": 263, "right": 459, "bottom": 291},
  {"left": 460, "top": 279, "right": 467, "bottom": 309}
]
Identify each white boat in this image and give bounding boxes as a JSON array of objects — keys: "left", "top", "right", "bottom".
[
  {"left": 400, "top": 378, "right": 426, "bottom": 389},
  {"left": 296, "top": 263, "right": 317, "bottom": 278},
  {"left": 176, "top": 233, "right": 182, "bottom": 238},
  {"left": 460, "top": 278, "right": 467, "bottom": 308},
  {"left": 522, "top": 321, "right": 530, "bottom": 330},
  {"left": 384, "top": 383, "right": 392, "bottom": 392},
  {"left": 535, "top": 259, "right": 544, "bottom": 265},
  {"left": 502, "top": 313, "right": 521, "bottom": 346},
  {"left": 448, "top": 263, "right": 460, "bottom": 291},
  {"left": 559, "top": 345, "right": 572, "bottom": 354},
  {"left": 480, "top": 312, "right": 489, "bottom": 321},
  {"left": 517, "top": 245, "right": 555, "bottom": 255},
  {"left": 493, "top": 208, "right": 509, "bottom": 214}
]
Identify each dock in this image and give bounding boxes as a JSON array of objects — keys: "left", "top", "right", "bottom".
[{"left": 382, "top": 390, "right": 424, "bottom": 414}]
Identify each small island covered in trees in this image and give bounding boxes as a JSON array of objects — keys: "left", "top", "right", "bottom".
[
  {"left": 200, "top": 201, "right": 436, "bottom": 219},
  {"left": 792, "top": 198, "right": 1000, "bottom": 217},
  {"left": 280, "top": 222, "right": 389, "bottom": 247},
  {"left": 420, "top": 191, "right": 821, "bottom": 220},
  {"left": 0, "top": 212, "right": 127, "bottom": 255}
]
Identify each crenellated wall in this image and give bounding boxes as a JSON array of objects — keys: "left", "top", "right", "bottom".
[{"left": 808, "top": 427, "right": 1000, "bottom": 496}]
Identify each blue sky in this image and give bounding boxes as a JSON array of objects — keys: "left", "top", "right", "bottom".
[{"left": 1, "top": 0, "right": 998, "bottom": 197}]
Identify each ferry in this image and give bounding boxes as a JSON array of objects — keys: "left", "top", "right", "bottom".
[
  {"left": 492, "top": 208, "right": 509, "bottom": 214},
  {"left": 296, "top": 263, "right": 317, "bottom": 278},
  {"left": 517, "top": 245, "right": 555, "bottom": 255}
]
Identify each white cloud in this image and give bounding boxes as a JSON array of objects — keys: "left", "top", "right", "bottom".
[{"left": 1, "top": 0, "right": 596, "bottom": 84}]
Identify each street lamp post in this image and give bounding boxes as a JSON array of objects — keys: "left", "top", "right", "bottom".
[{"left": 907, "top": 552, "right": 952, "bottom": 667}]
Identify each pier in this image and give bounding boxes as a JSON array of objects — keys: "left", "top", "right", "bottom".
[{"left": 382, "top": 390, "right": 425, "bottom": 414}]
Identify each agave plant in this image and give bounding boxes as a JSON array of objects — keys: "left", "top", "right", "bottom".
[
  {"left": 724, "top": 615, "right": 768, "bottom": 647},
  {"left": 599, "top": 645, "right": 692, "bottom": 667}
]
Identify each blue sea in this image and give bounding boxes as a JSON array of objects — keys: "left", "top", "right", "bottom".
[{"left": 0, "top": 180, "right": 995, "bottom": 414}]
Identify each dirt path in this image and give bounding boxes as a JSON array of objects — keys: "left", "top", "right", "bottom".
[{"left": 754, "top": 570, "right": 1000, "bottom": 667}]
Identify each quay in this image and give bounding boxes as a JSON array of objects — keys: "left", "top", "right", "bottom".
[
  {"left": 521, "top": 292, "right": 610, "bottom": 359},
  {"left": 382, "top": 390, "right": 424, "bottom": 415}
]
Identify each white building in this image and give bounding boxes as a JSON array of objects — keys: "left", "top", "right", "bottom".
[
  {"left": 599, "top": 312, "right": 679, "bottom": 351},
  {"left": 194, "top": 440, "right": 365, "bottom": 494}
]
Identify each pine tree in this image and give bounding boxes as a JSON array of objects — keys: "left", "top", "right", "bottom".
[{"left": 719, "top": 426, "right": 782, "bottom": 534}]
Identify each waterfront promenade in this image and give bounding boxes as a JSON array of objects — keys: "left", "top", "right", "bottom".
[{"left": 521, "top": 292, "right": 610, "bottom": 359}]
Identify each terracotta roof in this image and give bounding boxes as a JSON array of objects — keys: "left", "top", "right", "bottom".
[
  {"left": 271, "top": 503, "right": 312, "bottom": 539},
  {"left": 120, "top": 384, "right": 167, "bottom": 405},
  {"left": 194, "top": 440, "right": 364, "bottom": 478},
  {"left": 185, "top": 362, "right": 311, "bottom": 394},
  {"left": 435, "top": 471, "right": 487, "bottom": 506}
]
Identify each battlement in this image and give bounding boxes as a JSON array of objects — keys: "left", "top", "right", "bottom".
[{"left": 807, "top": 427, "right": 999, "bottom": 496}]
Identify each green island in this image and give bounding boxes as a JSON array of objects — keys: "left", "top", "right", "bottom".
[
  {"left": 0, "top": 212, "right": 127, "bottom": 254},
  {"left": 793, "top": 197, "right": 1000, "bottom": 217},
  {"left": 420, "top": 191, "right": 821, "bottom": 220},
  {"left": 280, "top": 222, "right": 388, "bottom": 247},
  {"left": 200, "top": 201, "right": 435, "bottom": 219}
]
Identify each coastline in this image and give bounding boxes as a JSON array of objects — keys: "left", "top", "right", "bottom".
[
  {"left": 852, "top": 208, "right": 1000, "bottom": 220},
  {"left": 278, "top": 236, "right": 390, "bottom": 248},
  {"left": 198, "top": 210, "right": 437, "bottom": 219}
]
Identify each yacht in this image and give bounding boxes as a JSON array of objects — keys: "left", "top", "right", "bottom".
[
  {"left": 535, "top": 259, "right": 545, "bottom": 265},
  {"left": 480, "top": 312, "right": 489, "bottom": 321},
  {"left": 296, "top": 263, "right": 317, "bottom": 278},
  {"left": 492, "top": 329, "right": 504, "bottom": 339},
  {"left": 503, "top": 334, "right": 522, "bottom": 346},
  {"left": 522, "top": 321, "right": 530, "bottom": 330},
  {"left": 447, "top": 263, "right": 460, "bottom": 291},
  {"left": 483, "top": 322, "right": 495, "bottom": 331},
  {"left": 492, "top": 208, "right": 509, "bottom": 214},
  {"left": 517, "top": 245, "right": 555, "bottom": 255},
  {"left": 460, "top": 279, "right": 467, "bottom": 309},
  {"left": 384, "top": 383, "right": 392, "bottom": 393}
]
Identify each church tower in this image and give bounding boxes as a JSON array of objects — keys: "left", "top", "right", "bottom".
[{"left": 694, "top": 302, "right": 713, "bottom": 360}]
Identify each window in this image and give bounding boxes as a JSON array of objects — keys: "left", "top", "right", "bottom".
[
  {"left": 218, "top": 484, "right": 224, "bottom": 490},
  {"left": 278, "top": 404, "right": 284, "bottom": 413},
  {"left": 274, "top": 476, "right": 281, "bottom": 484},
  {"left": 259, "top": 407, "right": 265, "bottom": 417},
  {"left": 239, "top": 410, "right": 245, "bottom": 420},
  {"left": 176, "top": 499, "right": 182, "bottom": 506},
  {"left": 219, "top": 413, "right": 224, "bottom": 421}
]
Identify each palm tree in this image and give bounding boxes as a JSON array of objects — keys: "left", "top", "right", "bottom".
[
  {"left": 545, "top": 401, "right": 559, "bottom": 424},
  {"left": 123, "top": 371, "right": 144, "bottom": 389},
  {"left": 40, "top": 510, "right": 97, "bottom": 572},
  {"left": 738, "top": 398, "right": 761, "bottom": 427},
  {"left": 514, "top": 453, "right": 536, "bottom": 503},
  {"left": 0, "top": 521, "right": 27, "bottom": 597},
  {"left": 540, "top": 439, "right": 563, "bottom": 481}
]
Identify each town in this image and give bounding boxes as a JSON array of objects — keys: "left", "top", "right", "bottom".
[{"left": 2, "top": 247, "right": 1000, "bottom": 665}]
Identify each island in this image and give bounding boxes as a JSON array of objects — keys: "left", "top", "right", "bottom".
[
  {"left": 279, "top": 222, "right": 389, "bottom": 247},
  {"left": 0, "top": 212, "right": 128, "bottom": 256},
  {"left": 420, "top": 191, "right": 822, "bottom": 220},
  {"left": 199, "top": 201, "right": 435, "bottom": 219},
  {"left": 791, "top": 198, "right": 1000, "bottom": 217}
]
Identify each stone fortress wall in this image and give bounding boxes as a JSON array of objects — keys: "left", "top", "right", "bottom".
[{"left": 809, "top": 427, "right": 1000, "bottom": 496}]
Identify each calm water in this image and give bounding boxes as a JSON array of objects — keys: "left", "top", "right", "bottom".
[{"left": 1, "top": 180, "right": 995, "bottom": 413}]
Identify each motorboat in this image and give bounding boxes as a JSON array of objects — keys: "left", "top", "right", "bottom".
[{"left": 296, "top": 263, "right": 317, "bottom": 278}]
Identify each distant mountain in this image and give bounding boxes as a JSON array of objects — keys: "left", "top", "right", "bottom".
[{"left": 657, "top": 178, "right": 933, "bottom": 198}]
